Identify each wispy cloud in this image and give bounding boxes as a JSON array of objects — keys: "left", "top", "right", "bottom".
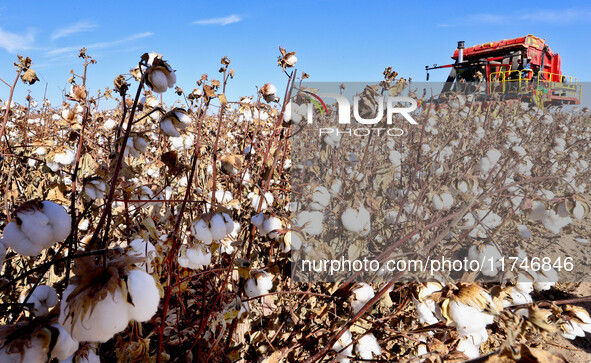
[
  {"left": 438, "top": 8, "right": 591, "bottom": 27},
  {"left": 51, "top": 20, "right": 97, "bottom": 41},
  {"left": 192, "top": 14, "right": 242, "bottom": 26},
  {"left": 46, "top": 32, "right": 154, "bottom": 57},
  {"left": 0, "top": 27, "right": 34, "bottom": 53}
]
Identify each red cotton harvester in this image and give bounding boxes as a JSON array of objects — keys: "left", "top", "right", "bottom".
[{"left": 425, "top": 35, "right": 581, "bottom": 108}]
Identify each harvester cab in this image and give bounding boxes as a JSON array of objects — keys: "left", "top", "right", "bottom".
[{"left": 426, "top": 35, "right": 581, "bottom": 108}]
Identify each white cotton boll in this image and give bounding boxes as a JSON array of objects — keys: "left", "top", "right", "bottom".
[
  {"left": 50, "top": 323, "right": 79, "bottom": 360},
  {"left": 448, "top": 300, "right": 492, "bottom": 336},
  {"left": 209, "top": 214, "right": 229, "bottom": 241},
  {"left": 104, "top": 118, "right": 118, "bottom": 130},
  {"left": 178, "top": 245, "right": 212, "bottom": 269},
  {"left": 160, "top": 117, "right": 180, "bottom": 137},
  {"left": 191, "top": 219, "right": 213, "bottom": 245},
  {"left": 477, "top": 157, "right": 492, "bottom": 173},
  {"left": 504, "top": 288, "right": 532, "bottom": 307},
  {"left": 59, "top": 285, "right": 130, "bottom": 343},
  {"left": 249, "top": 192, "right": 274, "bottom": 211},
  {"left": 351, "top": 283, "right": 375, "bottom": 314},
  {"left": 42, "top": 201, "right": 72, "bottom": 242},
  {"left": 385, "top": 210, "right": 406, "bottom": 224},
  {"left": 263, "top": 216, "right": 282, "bottom": 239},
  {"left": 515, "top": 272, "right": 536, "bottom": 295},
  {"left": 251, "top": 213, "right": 265, "bottom": 228},
  {"left": 17, "top": 210, "right": 54, "bottom": 249},
  {"left": 468, "top": 244, "right": 502, "bottom": 277},
  {"left": 517, "top": 225, "right": 531, "bottom": 239},
  {"left": 542, "top": 210, "right": 571, "bottom": 234},
  {"left": 562, "top": 321, "right": 586, "bottom": 340},
  {"left": 129, "top": 238, "right": 156, "bottom": 272},
  {"left": 174, "top": 110, "right": 191, "bottom": 128},
  {"left": 34, "top": 146, "right": 47, "bottom": 156},
  {"left": 310, "top": 186, "right": 331, "bottom": 210},
  {"left": 355, "top": 333, "right": 382, "bottom": 360},
  {"left": 389, "top": 150, "right": 402, "bottom": 166},
  {"left": 332, "top": 329, "right": 353, "bottom": 363},
  {"left": 433, "top": 193, "right": 454, "bottom": 211},
  {"left": 0, "top": 335, "right": 49, "bottom": 362},
  {"left": 3, "top": 222, "right": 42, "bottom": 256},
  {"left": 341, "top": 206, "right": 371, "bottom": 236},
  {"left": 456, "top": 337, "right": 480, "bottom": 359},
  {"left": 331, "top": 179, "right": 342, "bottom": 194},
  {"left": 27, "top": 285, "right": 58, "bottom": 316},
  {"left": 245, "top": 271, "right": 273, "bottom": 297},
  {"left": 55, "top": 149, "right": 76, "bottom": 165},
  {"left": 323, "top": 129, "right": 341, "bottom": 147},
  {"left": 149, "top": 69, "right": 169, "bottom": 93},
  {"left": 295, "top": 211, "right": 324, "bottom": 235},
  {"left": 534, "top": 268, "right": 558, "bottom": 291},
  {"left": 528, "top": 201, "right": 546, "bottom": 221},
  {"left": 126, "top": 269, "right": 160, "bottom": 322}
]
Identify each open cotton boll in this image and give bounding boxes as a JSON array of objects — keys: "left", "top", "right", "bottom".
[
  {"left": 248, "top": 192, "right": 274, "bottom": 211},
  {"left": 160, "top": 117, "right": 180, "bottom": 137},
  {"left": 128, "top": 238, "right": 156, "bottom": 272},
  {"left": 534, "top": 268, "right": 558, "bottom": 291},
  {"left": 245, "top": 271, "right": 273, "bottom": 298},
  {"left": 541, "top": 210, "right": 571, "bottom": 234},
  {"left": 432, "top": 192, "right": 454, "bottom": 211},
  {"left": 126, "top": 269, "right": 160, "bottom": 322},
  {"left": 355, "top": 333, "right": 382, "bottom": 360},
  {"left": 178, "top": 244, "right": 211, "bottom": 269},
  {"left": 59, "top": 285, "right": 131, "bottom": 343},
  {"left": 468, "top": 244, "right": 502, "bottom": 277},
  {"left": 527, "top": 201, "right": 546, "bottom": 221},
  {"left": 25, "top": 285, "right": 58, "bottom": 316},
  {"left": 456, "top": 337, "right": 480, "bottom": 359},
  {"left": 41, "top": 201, "right": 72, "bottom": 242},
  {"left": 0, "top": 334, "right": 50, "bottom": 363},
  {"left": 389, "top": 150, "right": 402, "bottom": 167},
  {"left": 84, "top": 179, "right": 106, "bottom": 200},
  {"left": 50, "top": 324, "right": 79, "bottom": 360},
  {"left": 262, "top": 216, "right": 282, "bottom": 240},
  {"left": 251, "top": 213, "right": 265, "bottom": 229},
  {"left": 332, "top": 329, "right": 353, "bottom": 363},
  {"left": 310, "top": 186, "right": 331, "bottom": 210},
  {"left": 517, "top": 224, "right": 531, "bottom": 239},
  {"left": 351, "top": 283, "right": 375, "bottom": 314},
  {"left": 207, "top": 214, "right": 228, "bottom": 241},
  {"left": 55, "top": 148, "right": 76, "bottom": 165},
  {"left": 191, "top": 219, "right": 213, "bottom": 245},
  {"left": 148, "top": 69, "right": 169, "bottom": 93},
  {"left": 341, "top": 206, "right": 371, "bottom": 236},
  {"left": 295, "top": 211, "right": 324, "bottom": 235}
]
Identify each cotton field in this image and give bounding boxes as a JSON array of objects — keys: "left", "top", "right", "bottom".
[{"left": 1, "top": 47, "right": 591, "bottom": 363}]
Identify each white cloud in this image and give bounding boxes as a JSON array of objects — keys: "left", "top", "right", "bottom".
[
  {"left": 192, "top": 14, "right": 242, "bottom": 26},
  {"left": 51, "top": 20, "right": 97, "bottom": 41},
  {"left": 0, "top": 27, "right": 34, "bottom": 53},
  {"left": 46, "top": 32, "right": 154, "bottom": 57},
  {"left": 438, "top": 8, "right": 591, "bottom": 27}
]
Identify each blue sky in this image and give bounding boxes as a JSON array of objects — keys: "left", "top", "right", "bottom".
[{"left": 0, "top": 0, "right": 590, "bottom": 108}]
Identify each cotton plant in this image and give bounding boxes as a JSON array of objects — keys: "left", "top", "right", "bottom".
[
  {"left": 467, "top": 243, "right": 503, "bottom": 277},
  {"left": 412, "top": 282, "right": 443, "bottom": 325},
  {"left": 295, "top": 210, "right": 324, "bottom": 235},
  {"left": 47, "top": 147, "right": 76, "bottom": 171},
  {"left": 431, "top": 192, "right": 454, "bottom": 211},
  {"left": 350, "top": 283, "right": 375, "bottom": 314},
  {"left": 331, "top": 328, "right": 353, "bottom": 363},
  {"left": 251, "top": 213, "right": 283, "bottom": 240},
  {"left": 59, "top": 256, "right": 160, "bottom": 343},
  {"left": 143, "top": 53, "right": 176, "bottom": 94},
  {"left": 190, "top": 212, "right": 237, "bottom": 244},
  {"left": 177, "top": 243, "right": 212, "bottom": 270},
  {"left": 436, "top": 283, "right": 497, "bottom": 359},
  {"left": 248, "top": 191, "right": 274, "bottom": 212},
  {"left": 309, "top": 186, "right": 331, "bottom": 210},
  {"left": 341, "top": 204, "right": 371, "bottom": 236},
  {"left": 3, "top": 200, "right": 71, "bottom": 256},
  {"left": 128, "top": 238, "right": 157, "bottom": 273},
  {"left": 21, "top": 285, "right": 58, "bottom": 316},
  {"left": 84, "top": 178, "right": 107, "bottom": 200},
  {"left": 476, "top": 149, "right": 502, "bottom": 174},
  {"left": 355, "top": 333, "right": 382, "bottom": 360},
  {"left": 160, "top": 108, "right": 191, "bottom": 137},
  {"left": 123, "top": 134, "right": 149, "bottom": 157},
  {"left": 0, "top": 320, "right": 79, "bottom": 362},
  {"left": 244, "top": 270, "right": 273, "bottom": 298}
]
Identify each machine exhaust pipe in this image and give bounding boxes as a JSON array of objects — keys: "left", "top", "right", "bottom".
[{"left": 458, "top": 41, "right": 465, "bottom": 63}]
